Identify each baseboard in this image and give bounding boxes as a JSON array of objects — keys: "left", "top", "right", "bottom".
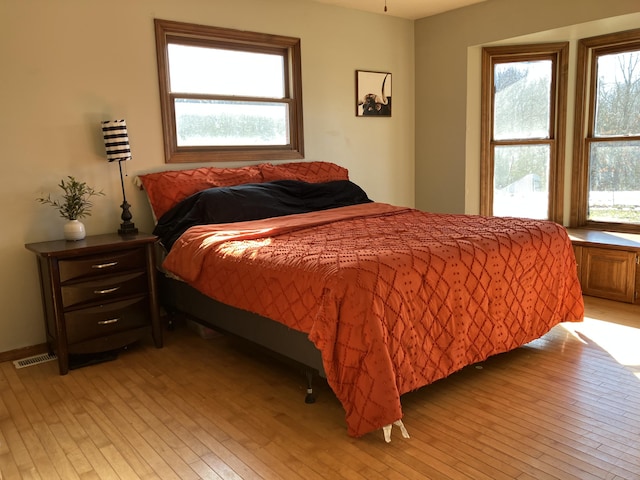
[{"left": 0, "top": 343, "right": 48, "bottom": 364}]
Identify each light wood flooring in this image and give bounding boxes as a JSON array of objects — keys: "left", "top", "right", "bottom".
[{"left": 1, "top": 296, "right": 639, "bottom": 480}]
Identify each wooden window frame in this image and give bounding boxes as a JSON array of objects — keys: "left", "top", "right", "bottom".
[
  {"left": 154, "top": 19, "right": 304, "bottom": 164},
  {"left": 480, "top": 43, "right": 569, "bottom": 223},
  {"left": 570, "top": 28, "right": 640, "bottom": 233}
]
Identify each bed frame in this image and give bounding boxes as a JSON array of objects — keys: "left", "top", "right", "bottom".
[{"left": 158, "top": 273, "right": 325, "bottom": 402}]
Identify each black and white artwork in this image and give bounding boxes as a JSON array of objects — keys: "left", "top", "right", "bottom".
[{"left": 356, "top": 70, "right": 392, "bottom": 117}]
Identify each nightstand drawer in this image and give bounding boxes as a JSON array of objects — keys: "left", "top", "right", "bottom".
[
  {"left": 62, "top": 271, "right": 148, "bottom": 309},
  {"left": 65, "top": 296, "right": 149, "bottom": 344},
  {"left": 59, "top": 248, "right": 146, "bottom": 283}
]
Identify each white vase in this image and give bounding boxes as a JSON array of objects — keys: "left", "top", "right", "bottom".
[{"left": 64, "top": 219, "right": 86, "bottom": 241}]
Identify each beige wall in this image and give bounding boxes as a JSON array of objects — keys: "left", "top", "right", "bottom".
[
  {"left": 1, "top": 0, "right": 414, "bottom": 353},
  {"left": 7, "top": 0, "right": 639, "bottom": 354},
  {"left": 415, "top": 0, "right": 640, "bottom": 216}
]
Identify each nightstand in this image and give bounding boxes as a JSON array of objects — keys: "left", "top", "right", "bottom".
[{"left": 25, "top": 233, "right": 163, "bottom": 374}]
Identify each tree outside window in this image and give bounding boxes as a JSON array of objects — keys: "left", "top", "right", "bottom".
[
  {"left": 154, "top": 19, "right": 304, "bottom": 163},
  {"left": 571, "top": 29, "right": 640, "bottom": 231},
  {"left": 586, "top": 50, "right": 640, "bottom": 226},
  {"left": 481, "top": 43, "right": 568, "bottom": 222}
]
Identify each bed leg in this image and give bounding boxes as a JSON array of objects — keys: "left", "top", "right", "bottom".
[
  {"left": 305, "top": 369, "right": 316, "bottom": 404},
  {"left": 161, "top": 307, "right": 177, "bottom": 331}
]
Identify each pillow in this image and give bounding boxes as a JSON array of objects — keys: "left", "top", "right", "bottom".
[
  {"left": 260, "top": 161, "right": 349, "bottom": 183},
  {"left": 137, "top": 165, "right": 263, "bottom": 220}
]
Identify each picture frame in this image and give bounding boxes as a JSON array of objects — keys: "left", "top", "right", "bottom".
[{"left": 356, "top": 70, "right": 392, "bottom": 117}]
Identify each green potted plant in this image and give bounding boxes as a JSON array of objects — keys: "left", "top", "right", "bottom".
[{"left": 37, "top": 176, "right": 104, "bottom": 240}]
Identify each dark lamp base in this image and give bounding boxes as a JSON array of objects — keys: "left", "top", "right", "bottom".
[
  {"left": 118, "top": 221, "right": 138, "bottom": 236},
  {"left": 118, "top": 196, "right": 138, "bottom": 236}
]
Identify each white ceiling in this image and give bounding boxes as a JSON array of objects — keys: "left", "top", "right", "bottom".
[{"left": 309, "top": 0, "right": 487, "bottom": 20}]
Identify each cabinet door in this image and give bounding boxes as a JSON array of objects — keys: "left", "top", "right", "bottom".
[
  {"left": 581, "top": 247, "right": 636, "bottom": 303},
  {"left": 573, "top": 245, "right": 582, "bottom": 283}
]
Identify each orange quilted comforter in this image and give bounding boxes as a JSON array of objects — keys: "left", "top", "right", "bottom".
[{"left": 162, "top": 203, "right": 584, "bottom": 437}]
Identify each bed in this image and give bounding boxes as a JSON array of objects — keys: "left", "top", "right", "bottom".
[{"left": 137, "top": 161, "right": 585, "bottom": 441}]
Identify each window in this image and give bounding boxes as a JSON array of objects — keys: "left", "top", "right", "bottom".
[
  {"left": 154, "top": 19, "right": 304, "bottom": 163},
  {"left": 571, "top": 29, "right": 640, "bottom": 232},
  {"left": 481, "top": 43, "right": 568, "bottom": 222}
]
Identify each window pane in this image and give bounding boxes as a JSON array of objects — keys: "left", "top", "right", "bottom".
[
  {"left": 594, "top": 50, "right": 640, "bottom": 137},
  {"left": 588, "top": 141, "right": 640, "bottom": 224},
  {"left": 175, "top": 98, "right": 289, "bottom": 146},
  {"left": 494, "top": 60, "right": 551, "bottom": 140},
  {"left": 493, "top": 145, "right": 550, "bottom": 219},
  {"left": 168, "top": 44, "right": 285, "bottom": 98}
]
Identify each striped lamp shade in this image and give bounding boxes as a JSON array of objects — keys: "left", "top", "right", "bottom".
[{"left": 101, "top": 119, "right": 132, "bottom": 162}]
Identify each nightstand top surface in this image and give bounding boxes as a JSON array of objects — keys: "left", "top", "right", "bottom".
[{"left": 25, "top": 232, "right": 157, "bottom": 257}]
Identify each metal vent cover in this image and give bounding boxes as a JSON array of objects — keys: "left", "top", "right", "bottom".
[{"left": 13, "top": 353, "right": 57, "bottom": 369}]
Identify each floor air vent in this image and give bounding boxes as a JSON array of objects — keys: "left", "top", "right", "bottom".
[{"left": 13, "top": 353, "right": 57, "bottom": 369}]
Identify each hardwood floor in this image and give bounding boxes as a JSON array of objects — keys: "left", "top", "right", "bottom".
[{"left": 1, "top": 296, "right": 638, "bottom": 479}]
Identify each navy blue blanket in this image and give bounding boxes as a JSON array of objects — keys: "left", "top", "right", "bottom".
[{"left": 153, "top": 179, "right": 372, "bottom": 251}]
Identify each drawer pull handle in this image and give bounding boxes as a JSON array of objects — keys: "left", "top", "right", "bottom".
[
  {"left": 98, "top": 318, "right": 119, "bottom": 325},
  {"left": 94, "top": 287, "right": 120, "bottom": 295},
  {"left": 91, "top": 261, "right": 118, "bottom": 269}
]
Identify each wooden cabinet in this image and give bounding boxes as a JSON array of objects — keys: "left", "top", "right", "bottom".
[
  {"left": 568, "top": 229, "right": 640, "bottom": 304},
  {"left": 25, "top": 233, "right": 163, "bottom": 374}
]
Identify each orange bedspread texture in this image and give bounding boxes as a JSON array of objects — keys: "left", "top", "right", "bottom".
[{"left": 162, "top": 203, "right": 585, "bottom": 437}]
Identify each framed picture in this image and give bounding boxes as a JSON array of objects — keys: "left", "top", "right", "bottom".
[{"left": 356, "top": 70, "right": 392, "bottom": 117}]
